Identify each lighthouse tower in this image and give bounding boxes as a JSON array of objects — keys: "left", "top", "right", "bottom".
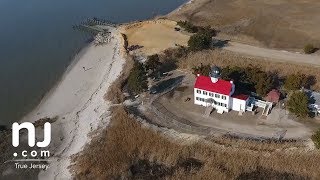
[{"left": 209, "top": 66, "right": 221, "bottom": 83}]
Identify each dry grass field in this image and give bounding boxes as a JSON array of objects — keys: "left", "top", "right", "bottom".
[
  {"left": 177, "top": 49, "right": 320, "bottom": 90},
  {"left": 71, "top": 106, "right": 320, "bottom": 179},
  {"left": 121, "top": 20, "right": 189, "bottom": 55},
  {"left": 169, "top": 0, "right": 320, "bottom": 50}
]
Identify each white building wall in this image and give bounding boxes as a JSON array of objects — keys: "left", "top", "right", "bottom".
[
  {"left": 231, "top": 98, "right": 247, "bottom": 112},
  {"left": 194, "top": 88, "right": 230, "bottom": 112}
]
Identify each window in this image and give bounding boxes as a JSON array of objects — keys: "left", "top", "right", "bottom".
[
  {"left": 203, "top": 91, "right": 208, "bottom": 95},
  {"left": 196, "top": 97, "right": 200, "bottom": 101},
  {"left": 200, "top": 98, "right": 205, "bottom": 102},
  {"left": 222, "top": 95, "right": 226, "bottom": 100},
  {"left": 215, "top": 94, "right": 220, "bottom": 98},
  {"left": 196, "top": 90, "right": 201, "bottom": 94},
  {"left": 224, "top": 104, "right": 227, "bottom": 107},
  {"left": 217, "top": 102, "right": 221, "bottom": 106},
  {"left": 209, "top": 93, "right": 214, "bottom": 97}
]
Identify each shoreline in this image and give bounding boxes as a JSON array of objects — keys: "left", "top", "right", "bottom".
[
  {"left": 19, "top": 26, "right": 126, "bottom": 179},
  {"left": 19, "top": 42, "right": 92, "bottom": 124},
  {"left": 16, "top": 1, "right": 191, "bottom": 179}
]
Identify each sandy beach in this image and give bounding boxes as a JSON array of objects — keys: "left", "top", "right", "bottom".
[{"left": 20, "top": 26, "right": 125, "bottom": 179}]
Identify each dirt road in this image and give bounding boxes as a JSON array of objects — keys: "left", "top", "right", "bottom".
[{"left": 224, "top": 42, "right": 320, "bottom": 67}]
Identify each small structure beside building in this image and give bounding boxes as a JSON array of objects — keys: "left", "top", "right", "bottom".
[
  {"left": 265, "top": 89, "right": 281, "bottom": 104},
  {"left": 194, "top": 66, "right": 273, "bottom": 116}
]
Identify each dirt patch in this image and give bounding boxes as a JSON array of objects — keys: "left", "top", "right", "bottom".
[
  {"left": 121, "top": 19, "right": 190, "bottom": 55},
  {"left": 169, "top": 0, "right": 320, "bottom": 50}
]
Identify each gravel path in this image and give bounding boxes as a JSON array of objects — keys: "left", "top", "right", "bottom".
[{"left": 225, "top": 42, "right": 320, "bottom": 67}]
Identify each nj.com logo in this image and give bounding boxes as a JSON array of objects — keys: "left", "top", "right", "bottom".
[{"left": 12, "top": 122, "right": 51, "bottom": 158}]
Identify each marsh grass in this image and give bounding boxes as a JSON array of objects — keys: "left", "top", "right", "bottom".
[{"left": 71, "top": 106, "right": 320, "bottom": 179}]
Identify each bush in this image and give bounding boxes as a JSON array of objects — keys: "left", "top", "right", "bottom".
[
  {"left": 254, "top": 73, "right": 273, "bottom": 96},
  {"left": 177, "top": 21, "right": 198, "bottom": 33},
  {"left": 287, "top": 91, "right": 310, "bottom": 117},
  {"left": 192, "top": 63, "right": 211, "bottom": 76},
  {"left": 221, "top": 66, "right": 246, "bottom": 82},
  {"left": 284, "top": 74, "right": 304, "bottom": 91},
  {"left": 312, "top": 129, "right": 320, "bottom": 149},
  {"left": 177, "top": 21, "right": 217, "bottom": 36},
  {"left": 188, "top": 32, "right": 212, "bottom": 51},
  {"left": 198, "top": 26, "right": 217, "bottom": 37},
  {"left": 146, "top": 54, "right": 161, "bottom": 72},
  {"left": 246, "top": 67, "right": 275, "bottom": 96},
  {"left": 127, "top": 61, "right": 148, "bottom": 94},
  {"left": 121, "top": 33, "right": 128, "bottom": 50},
  {"left": 304, "top": 44, "right": 316, "bottom": 54},
  {"left": 220, "top": 65, "right": 276, "bottom": 96}
]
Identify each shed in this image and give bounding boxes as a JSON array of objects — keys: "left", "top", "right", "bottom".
[{"left": 265, "top": 89, "right": 280, "bottom": 104}]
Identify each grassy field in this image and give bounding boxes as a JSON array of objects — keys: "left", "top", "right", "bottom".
[
  {"left": 168, "top": 0, "right": 320, "bottom": 50},
  {"left": 71, "top": 106, "right": 320, "bottom": 179}
]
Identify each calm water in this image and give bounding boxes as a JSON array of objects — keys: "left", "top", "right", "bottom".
[{"left": 0, "top": 0, "right": 186, "bottom": 125}]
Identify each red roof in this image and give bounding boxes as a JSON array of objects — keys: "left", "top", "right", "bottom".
[
  {"left": 194, "top": 75, "right": 233, "bottom": 95},
  {"left": 266, "top": 89, "right": 280, "bottom": 103},
  {"left": 232, "top": 94, "right": 249, "bottom": 100}
]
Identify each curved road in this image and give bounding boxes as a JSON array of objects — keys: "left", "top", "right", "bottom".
[{"left": 224, "top": 42, "right": 320, "bottom": 67}]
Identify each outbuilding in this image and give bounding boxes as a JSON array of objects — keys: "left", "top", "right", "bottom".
[{"left": 265, "top": 89, "right": 281, "bottom": 104}]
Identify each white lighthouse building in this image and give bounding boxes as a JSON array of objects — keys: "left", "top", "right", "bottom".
[{"left": 194, "top": 66, "right": 250, "bottom": 114}]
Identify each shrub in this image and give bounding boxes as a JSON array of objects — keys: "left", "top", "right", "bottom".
[
  {"left": 127, "top": 61, "right": 148, "bottom": 94},
  {"left": 246, "top": 67, "right": 275, "bottom": 96},
  {"left": 198, "top": 26, "right": 217, "bottom": 37},
  {"left": 221, "top": 66, "right": 247, "bottom": 82},
  {"left": 192, "top": 63, "right": 211, "bottom": 76},
  {"left": 287, "top": 91, "right": 310, "bottom": 117},
  {"left": 177, "top": 21, "right": 198, "bottom": 33},
  {"left": 188, "top": 32, "right": 212, "bottom": 51},
  {"left": 177, "top": 21, "right": 217, "bottom": 36},
  {"left": 146, "top": 54, "right": 161, "bottom": 72},
  {"left": 121, "top": 33, "right": 128, "bottom": 50},
  {"left": 312, "top": 129, "right": 320, "bottom": 149},
  {"left": 254, "top": 73, "right": 273, "bottom": 96},
  {"left": 284, "top": 74, "right": 304, "bottom": 91},
  {"left": 304, "top": 44, "right": 316, "bottom": 54}
]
